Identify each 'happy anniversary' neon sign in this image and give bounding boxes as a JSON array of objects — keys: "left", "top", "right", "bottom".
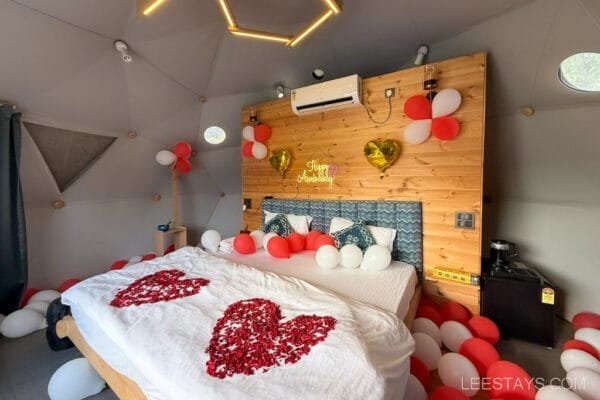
[{"left": 296, "top": 159, "right": 337, "bottom": 189}]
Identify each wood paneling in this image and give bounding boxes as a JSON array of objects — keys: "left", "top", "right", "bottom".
[{"left": 242, "top": 53, "right": 486, "bottom": 312}]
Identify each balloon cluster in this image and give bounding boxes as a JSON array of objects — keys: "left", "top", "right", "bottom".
[
  {"left": 241, "top": 124, "right": 271, "bottom": 160},
  {"left": 155, "top": 141, "right": 193, "bottom": 174},
  {"left": 403, "top": 88, "right": 462, "bottom": 145},
  {"left": 0, "top": 288, "right": 65, "bottom": 338}
]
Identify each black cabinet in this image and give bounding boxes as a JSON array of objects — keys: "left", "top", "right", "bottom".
[{"left": 481, "top": 261, "right": 556, "bottom": 347}]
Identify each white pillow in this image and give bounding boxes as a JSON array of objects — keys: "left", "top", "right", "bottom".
[
  {"left": 329, "top": 217, "right": 397, "bottom": 252},
  {"left": 264, "top": 211, "right": 313, "bottom": 235}
]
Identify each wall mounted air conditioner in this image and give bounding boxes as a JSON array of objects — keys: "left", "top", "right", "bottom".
[{"left": 291, "top": 74, "right": 362, "bottom": 116}]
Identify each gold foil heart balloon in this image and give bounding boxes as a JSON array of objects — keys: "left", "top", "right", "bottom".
[
  {"left": 364, "top": 139, "right": 401, "bottom": 178},
  {"left": 269, "top": 149, "right": 292, "bottom": 177}
]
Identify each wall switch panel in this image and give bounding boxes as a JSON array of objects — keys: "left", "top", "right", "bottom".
[{"left": 455, "top": 211, "right": 475, "bottom": 229}]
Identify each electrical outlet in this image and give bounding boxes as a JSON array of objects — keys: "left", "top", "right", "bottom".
[
  {"left": 455, "top": 211, "right": 475, "bottom": 229},
  {"left": 385, "top": 88, "right": 395, "bottom": 98},
  {"left": 243, "top": 198, "right": 252, "bottom": 210}
]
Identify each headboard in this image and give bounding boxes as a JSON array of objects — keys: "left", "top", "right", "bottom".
[{"left": 261, "top": 198, "right": 423, "bottom": 275}]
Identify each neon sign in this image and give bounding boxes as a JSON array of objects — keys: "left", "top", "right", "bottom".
[{"left": 296, "top": 159, "right": 337, "bottom": 189}]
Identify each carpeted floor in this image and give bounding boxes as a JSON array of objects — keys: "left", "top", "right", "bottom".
[{"left": 0, "top": 317, "right": 572, "bottom": 399}]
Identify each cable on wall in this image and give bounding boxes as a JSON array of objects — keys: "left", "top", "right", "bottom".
[{"left": 364, "top": 96, "right": 393, "bottom": 125}]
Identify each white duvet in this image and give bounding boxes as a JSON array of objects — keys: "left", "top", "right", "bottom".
[{"left": 61, "top": 247, "right": 414, "bottom": 400}]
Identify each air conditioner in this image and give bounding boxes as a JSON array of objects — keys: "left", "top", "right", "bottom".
[{"left": 291, "top": 74, "right": 362, "bottom": 116}]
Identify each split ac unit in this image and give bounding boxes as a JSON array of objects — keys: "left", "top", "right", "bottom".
[{"left": 291, "top": 74, "right": 362, "bottom": 116}]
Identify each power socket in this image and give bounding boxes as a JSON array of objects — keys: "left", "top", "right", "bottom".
[{"left": 385, "top": 88, "right": 395, "bottom": 98}]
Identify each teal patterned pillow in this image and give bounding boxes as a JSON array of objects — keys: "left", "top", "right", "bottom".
[
  {"left": 262, "top": 214, "right": 294, "bottom": 238},
  {"left": 331, "top": 221, "right": 375, "bottom": 251}
]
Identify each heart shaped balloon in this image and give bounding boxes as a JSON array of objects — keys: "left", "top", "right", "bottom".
[
  {"left": 363, "top": 139, "right": 401, "bottom": 178},
  {"left": 269, "top": 149, "right": 292, "bottom": 177}
]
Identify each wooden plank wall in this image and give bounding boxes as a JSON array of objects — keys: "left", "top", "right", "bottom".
[{"left": 241, "top": 53, "right": 486, "bottom": 314}]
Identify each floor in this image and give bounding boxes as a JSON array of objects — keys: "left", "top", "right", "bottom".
[{"left": 0, "top": 318, "right": 572, "bottom": 400}]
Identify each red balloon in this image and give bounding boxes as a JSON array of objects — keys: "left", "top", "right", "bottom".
[
  {"left": 175, "top": 158, "right": 192, "bottom": 174},
  {"left": 468, "top": 316, "right": 500, "bottom": 345},
  {"left": 563, "top": 339, "right": 600, "bottom": 359},
  {"left": 165, "top": 244, "right": 175, "bottom": 254},
  {"left": 430, "top": 386, "right": 469, "bottom": 400},
  {"left": 314, "top": 234, "right": 335, "bottom": 250},
  {"left": 439, "top": 301, "right": 471, "bottom": 325},
  {"left": 419, "top": 296, "right": 439, "bottom": 310},
  {"left": 234, "top": 233, "right": 256, "bottom": 254},
  {"left": 110, "top": 260, "right": 128, "bottom": 270},
  {"left": 305, "top": 230, "right": 323, "bottom": 251},
  {"left": 431, "top": 116, "right": 460, "bottom": 140},
  {"left": 404, "top": 95, "right": 431, "bottom": 120},
  {"left": 254, "top": 124, "right": 272, "bottom": 142},
  {"left": 415, "top": 305, "right": 443, "bottom": 327},
  {"left": 410, "top": 356, "right": 430, "bottom": 388},
  {"left": 286, "top": 232, "right": 306, "bottom": 253},
  {"left": 266, "top": 236, "right": 290, "bottom": 258},
  {"left": 58, "top": 278, "right": 81, "bottom": 293},
  {"left": 172, "top": 141, "right": 192, "bottom": 158},
  {"left": 141, "top": 253, "right": 157, "bottom": 261},
  {"left": 486, "top": 361, "right": 536, "bottom": 400},
  {"left": 242, "top": 142, "right": 253, "bottom": 158},
  {"left": 459, "top": 337, "right": 500, "bottom": 376},
  {"left": 572, "top": 312, "right": 600, "bottom": 331},
  {"left": 21, "top": 287, "right": 40, "bottom": 307}
]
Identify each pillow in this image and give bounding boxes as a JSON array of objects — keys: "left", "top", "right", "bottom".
[
  {"left": 331, "top": 221, "right": 375, "bottom": 251},
  {"left": 264, "top": 211, "right": 313, "bottom": 234},
  {"left": 262, "top": 214, "right": 294, "bottom": 238},
  {"left": 329, "top": 217, "right": 397, "bottom": 252}
]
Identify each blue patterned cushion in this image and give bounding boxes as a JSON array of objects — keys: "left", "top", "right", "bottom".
[
  {"left": 331, "top": 221, "right": 375, "bottom": 251},
  {"left": 262, "top": 214, "right": 293, "bottom": 238}
]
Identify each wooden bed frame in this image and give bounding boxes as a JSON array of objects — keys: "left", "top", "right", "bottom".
[{"left": 56, "top": 284, "right": 423, "bottom": 400}]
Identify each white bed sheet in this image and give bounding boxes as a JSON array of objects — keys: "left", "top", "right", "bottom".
[{"left": 216, "top": 244, "right": 418, "bottom": 319}]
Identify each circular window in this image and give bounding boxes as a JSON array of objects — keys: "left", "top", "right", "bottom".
[
  {"left": 559, "top": 52, "right": 600, "bottom": 92},
  {"left": 203, "top": 126, "right": 226, "bottom": 144}
]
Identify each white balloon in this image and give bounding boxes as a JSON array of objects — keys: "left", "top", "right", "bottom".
[
  {"left": 24, "top": 301, "right": 50, "bottom": 315},
  {"left": 575, "top": 328, "right": 600, "bottom": 355},
  {"left": 536, "top": 385, "right": 583, "bottom": 400},
  {"left": 251, "top": 142, "right": 268, "bottom": 159},
  {"left": 440, "top": 321, "right": 473, "bottom": 352},
  {"left": 561, "top": 349, "right": 600, "bottom": 374},
  {"left": 360, "top": 245, "right": 392, "bottom": 271},
  {"left": 404, "top": 119, "right": 432, "bottom": 145},
  {"left": 30, "top": 289, "right": 61, "bottom": 303},
  {"left": 432, "top": 88, "right": 462, "bottom": 118},
  {"left": 262, "top": 232, "right": 279, "bottom": 253},
  {"left": 315, "top": 245, "right": 340, "bottom": 270},
  {"left": 250, "top": 230, "right": 266, "bottom": 249},
  {"left": 201, "top": 230, "right": 221, "bottom": 252},
  {"left": 0, "top": 314, "right": 5, "bottom": 325},
  {"left": 48, "top": 358, "right": 105, "bottom": 400},
  {"left": 413, "top": 332, "right": 442, "bottom": 371},
  {"left": 438, "top": 352, "right": 480, "bottom": 396},
  {"left": 129, "top": 255, "right": 143, "bottom": 263},
  {"left": 242, "top": 125, "right": 255, "bottom": 142},
  {"left": 0, "top": 309, "right": 47, "bottom": 338},
  {"left": 404, "top": 374, "right": 427, "bottom": 400},
  {"left": 567, "top": 367, "right": 600, "bottom": 400},
  {"left": 123, "top": 263, "right": 135, "bottom": 269},
  {"left": 339, "top": 244, "right": 363, "bottom": 269},
  {"left": 412, "top": 317, "right": 442, "bottom": 347},
  {"left": 155, "top": 150, "right": 177, "bottom": 166}
]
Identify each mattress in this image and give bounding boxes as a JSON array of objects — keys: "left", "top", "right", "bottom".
[{"left": 216, "top": 244, "right": 418, "bottom": 319}]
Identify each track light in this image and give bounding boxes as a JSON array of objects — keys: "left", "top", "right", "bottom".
[
  {"left": 228, "top": 27, "right": 291, "bottom": 44},
  {"left": 414, "top": 44, "right": 429, "bottom": 66},
  {"left": 288, "top": 10, "right": 333, "bottom": 47},
  {"left": 276, "top": 85, "right": 285, "bottom": 99},
  {"left": 142, "top": 0, "right": 166, "bottom": 16},
  {"left": 114, "top": 40, "right": 133, "bottom": 63}
]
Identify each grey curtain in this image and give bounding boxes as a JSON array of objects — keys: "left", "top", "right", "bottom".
[{"left": 0, "top": 104, "right": 27, "bottom": 314}]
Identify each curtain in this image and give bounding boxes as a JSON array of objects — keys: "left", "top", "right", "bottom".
[{"left": 0, "top": 104, "right": 27, "bottom": 314}]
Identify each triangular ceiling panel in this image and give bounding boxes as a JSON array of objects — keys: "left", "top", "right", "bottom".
[{"left": 24, "top": 122, "right": 116, "bottom": 192}]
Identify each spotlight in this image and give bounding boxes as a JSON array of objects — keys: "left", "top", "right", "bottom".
[
  {"left": 312, "top": 68, "right": 325, "bottom": 80},
  {"left": 276, "top": 85, "right": 285, "bottom": 98},
  {"left": 114, "top": 40, "right": 133, "bottom": 63},
  {"left": 414, "top": 44, "right": 429, "bottom": 66}
]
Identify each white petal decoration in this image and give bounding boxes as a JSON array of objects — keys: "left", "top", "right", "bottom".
[
  {"left": 48, "top": 358, "right": 105, "bottom": 400},
  {"left": 404, "top": 120, "right": 432, "bottom": 145},
  {"left": 432, "top": 88, "right": 462, "bottom": 118},
  {"left": 0, "top": 309, "right": 47, "bottom": 338}
]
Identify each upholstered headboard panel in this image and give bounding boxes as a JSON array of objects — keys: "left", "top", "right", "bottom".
[{"left": 261, "top": 198, "right": 423, "bottom": 275}]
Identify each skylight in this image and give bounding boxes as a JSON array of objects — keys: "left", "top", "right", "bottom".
[
  {"left": 559, "top": 53, "right": 600, "bottom": 92},
  {"left": 204, "top": 126, "right": 226, "bottom": 144}
]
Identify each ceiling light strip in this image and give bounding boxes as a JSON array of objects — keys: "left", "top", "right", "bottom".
[
  {"left": 288, "top": 10, "right": 334, "bottom": 47},
  {"left": 322, "top": 0, "right": 342, "bottom": 14},
  {"left": 218, "top": 0, "right": 237, "bottom": 27},
  {"left": 143, "top": 0, "right": 167, "bottom": 16},
  {"left": 228, "top": 27, "right": 292, "bottom": 44}
]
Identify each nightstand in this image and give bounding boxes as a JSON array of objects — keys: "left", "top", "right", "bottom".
[{"left": 155, "top": 226, "right": 187, "bottom": 256}]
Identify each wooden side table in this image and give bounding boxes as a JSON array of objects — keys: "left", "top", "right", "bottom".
[{"left": 155, "top": 226, "right": 187, "bottom": 256}]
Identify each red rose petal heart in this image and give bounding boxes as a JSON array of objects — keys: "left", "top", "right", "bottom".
[
  {"left": 110, "top": 269, "right": 209, "bottom": 308},
  {"left": 205, "top": 298, "right": 336, "bottom": 379}
]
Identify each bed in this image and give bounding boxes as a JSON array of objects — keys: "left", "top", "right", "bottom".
[{"left": 56, "top": 199, "right": 424, "bottom": 400}]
